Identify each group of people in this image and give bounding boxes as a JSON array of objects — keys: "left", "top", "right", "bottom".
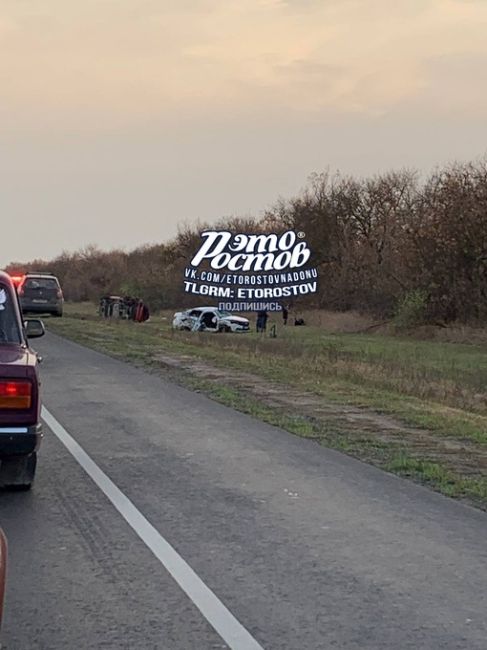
[{"left": 255, "top": 305, "right": 305, "bottom": 333}]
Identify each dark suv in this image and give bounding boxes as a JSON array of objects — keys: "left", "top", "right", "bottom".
[
  {"left": 18, "top": 272, "right": 64, "bottom": 317},
  {"left": 0, "top": 271, "right": 45, "bottom": 489}
]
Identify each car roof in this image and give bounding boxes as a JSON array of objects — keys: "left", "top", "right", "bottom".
[
  {"left": 187, "top": 306, "right": 219, "bottom": 312},
  {"left": 25, "top": 273, "right": 58, "bottom": 279}
]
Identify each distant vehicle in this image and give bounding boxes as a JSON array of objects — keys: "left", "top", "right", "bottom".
[
  {"left": 0, "top": 271, "right": 45, "bottom": 489},
  {"left": 173, "top": 307, "right": 250, "bottom": 333},
  {"left": 17, "top": 272, "right": 64, "bottom": 317},
  {"left": 98, "top": 295, "right": 150, "bottom": 322}
]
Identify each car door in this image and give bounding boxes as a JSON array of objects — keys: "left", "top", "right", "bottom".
[
  {"left": 202, "top": 311, "right": 218, "bottom": 331},
  {"left": 0, "top": 527, "right": 6, "bottom": 629},
  {"left": 186, "top": 309, "right": 202, "bottom": 330}
]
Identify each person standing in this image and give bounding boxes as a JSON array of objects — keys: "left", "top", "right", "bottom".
[
  {"left": 256, "top": 309, "right": 268, "bottom": 333},
  {"left": 282, "top": 304, "right": 289, "bottom": 325}
]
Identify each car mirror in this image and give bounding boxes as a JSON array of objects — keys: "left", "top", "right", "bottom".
[{"left": 25, "top": 319, "right": 45, "bottom": 339}]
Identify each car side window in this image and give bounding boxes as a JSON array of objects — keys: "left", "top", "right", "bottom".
[
  {"left": 0, "top": 285, "right": 22, "bottom": 344},
  {"left": 189, "top": 310, "right": 201, "bottom": 317}
]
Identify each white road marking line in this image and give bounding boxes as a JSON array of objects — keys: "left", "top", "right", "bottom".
[{"left": 42, "top": 406, "right": 264, "bottom": 650}]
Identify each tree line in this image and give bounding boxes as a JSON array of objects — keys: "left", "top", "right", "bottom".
[{"left": 7, "top": 160, "right": 487, "bottom": 324}]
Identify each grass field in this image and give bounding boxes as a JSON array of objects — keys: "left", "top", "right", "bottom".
[{"left": 44, "top": 303, "right": 487, "bottom": 508}]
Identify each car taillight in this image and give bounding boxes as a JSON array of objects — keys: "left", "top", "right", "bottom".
[
  {"left": 10, "top": 275, "right": 24, "bottom": 288},
  {"left": 56, "top": 290, "right": 63, "bottom": 299},
  {"left": 0, "top": 381, "right": 32, "bottom": 409}
]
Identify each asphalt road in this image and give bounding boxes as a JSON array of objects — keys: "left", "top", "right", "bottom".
[{"left": 0, "top": 332, "right": 486, "bottom": 650}]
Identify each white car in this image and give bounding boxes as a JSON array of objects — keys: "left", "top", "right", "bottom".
[{"left": 172, "top": 307, "right": 250, "bottom": 333}]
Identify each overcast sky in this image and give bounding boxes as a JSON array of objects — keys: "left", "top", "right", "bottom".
[{"left": 1, "top": 0, "right": 486, "bottom": 267}]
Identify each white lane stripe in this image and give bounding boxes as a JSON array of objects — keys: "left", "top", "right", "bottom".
[{"left": 42, "top": 406, "right": 264, "bottom": 650}]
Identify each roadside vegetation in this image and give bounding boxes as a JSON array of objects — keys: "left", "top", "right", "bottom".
[
  {"left": 46, "top": 304, "right": 487, "bottom": 509},
  {"left": 8, "top": 159, "right": 487, "bottom": 326}
]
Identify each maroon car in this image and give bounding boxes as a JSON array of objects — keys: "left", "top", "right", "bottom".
[{"left": 0, "top": 271, "right": 45, "bottom": 489}]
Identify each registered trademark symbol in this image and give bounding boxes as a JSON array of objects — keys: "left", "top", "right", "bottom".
[{"left": 297, "top": 231, "right": 306, "bottom": 239}]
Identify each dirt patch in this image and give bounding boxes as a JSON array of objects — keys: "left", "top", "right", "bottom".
[{"left": 154, "top": 352, "right": 487, "bottom": 479}]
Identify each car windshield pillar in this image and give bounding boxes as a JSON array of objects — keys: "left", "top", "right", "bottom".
[{"left": 0, "top": 285, "right": 22, "bottom": 344}]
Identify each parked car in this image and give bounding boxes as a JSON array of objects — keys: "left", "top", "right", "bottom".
[
  {"left": 173, "top": 307, "right": 250, "bottom": 333},
  {"left": 17, "top": 272, "right": 64, "bottom": 317},
  {"left": 0, "top": 271, "right": 45, "bottom": 489}
]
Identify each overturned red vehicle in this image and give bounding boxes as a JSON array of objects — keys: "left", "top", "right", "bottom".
[{"left": 0, "top": 271, "right": 45, "bottom": 489}]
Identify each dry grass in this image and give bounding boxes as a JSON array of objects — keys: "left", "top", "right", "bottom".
[
  {"left": 160, "top": 328, "right": 487, "bottom": 416},
  {"left": 56, "top": 302, "right": 487, "bottom": 418}
]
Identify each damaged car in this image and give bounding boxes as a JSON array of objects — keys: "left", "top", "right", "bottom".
[{"left": 172, "top": 307, "right": 250, "bottom": 333}]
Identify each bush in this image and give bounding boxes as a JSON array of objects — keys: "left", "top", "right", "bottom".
[{"left": 393, "top": 290, "right": 428, "bottom": 330}]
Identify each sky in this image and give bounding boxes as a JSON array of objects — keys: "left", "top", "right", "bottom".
[{"left": 1, "top": 0, "right": 487, "bottom": 266}]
